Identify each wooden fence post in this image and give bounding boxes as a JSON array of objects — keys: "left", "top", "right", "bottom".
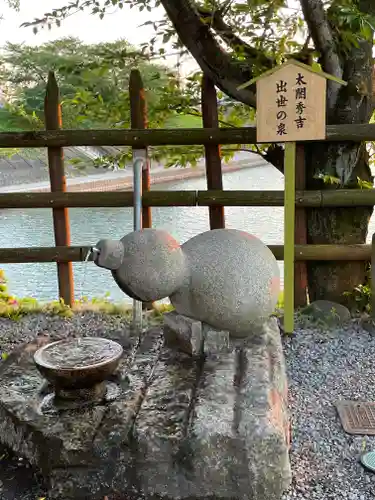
[
  {"left": 129, "top": 69, "right": 153, "bottom": 312},
  {"left": 294, "top": 144, "right": 308, "bottom": 307},
  {"left": 44, "top": 71, "right": 74, "bottom": 306},
  {"left": 201, "top": 75, "right": 225, "bottom": 229},
  {"left": 129, "top": 69, "right": 151, "bottom": 229}
]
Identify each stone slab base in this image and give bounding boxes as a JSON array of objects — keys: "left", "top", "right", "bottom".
[
  {"left": 0, "top": 318, "right": 291, "bottom": 500},
  {"left": 164, "top": 310, "right": 231, "bottom": 355}
]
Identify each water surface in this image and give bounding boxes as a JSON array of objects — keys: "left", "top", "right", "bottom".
[{"left": 2, "top": 163, "right": 373, "bottom": 302}]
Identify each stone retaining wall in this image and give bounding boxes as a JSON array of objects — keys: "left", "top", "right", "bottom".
[{"left": 23, "top": 162, "right": 261, "bottom": 193}]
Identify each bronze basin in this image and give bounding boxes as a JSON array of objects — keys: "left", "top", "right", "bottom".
[{"left": 34, "top": 337, "right": 123, "bottom": 390}]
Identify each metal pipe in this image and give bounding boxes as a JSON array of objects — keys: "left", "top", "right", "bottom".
[
  {"left": 132, "top": 152, "right": 146, "bottom": 334},
  {"left": 133, "top": 158, "right": 143, "bottom": 231}
]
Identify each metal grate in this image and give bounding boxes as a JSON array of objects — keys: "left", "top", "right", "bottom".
[
  {"left": 361, "top": 451, "right": 375, "bottom": 472},
  {"left": 335, "top": 401, "right": 375, "bottom": 435}
]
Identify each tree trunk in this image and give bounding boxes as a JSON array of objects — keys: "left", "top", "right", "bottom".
[
  {"left": 305, "top": 39, "right": 374, "bottom": 304},
  {"left": 305, "top": 142, "right": 373, "bottom": 303},
  {"left": 159, "top": 0, "right": 375, "bottom": 304}
]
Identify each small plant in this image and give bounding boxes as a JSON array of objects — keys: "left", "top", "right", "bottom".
[
  {"left": 362, "top": 438, "right": 367, "bottom": 452},
  {"left": 75, "top": 295, "right": 133, "bottom": 316},
  {"left": 276, "top": 291, "right": 284, "bottom": 310},
  {"left": 341, "top": 261, "right": 372, "bottom": 315},
  {"left": 0, "top": 269, "right": 176, "bottom": 321},
  {"left": 356, "top": 176, "right": 373, "bottom": 190},
  {"left": 313, "top": 172, "right": 341, "bottom": 186},
  {"left": 0, "top": 270, "right": 73, "bottom": 319},
  {"left": 343, "top": 284, "right": 371, "bottom": 314},
  {"left": 330, "top": 306, "right": 340, "bottom": 320},
  {"left": 0, "top": 268, "right": 286, "bottom": 324}
]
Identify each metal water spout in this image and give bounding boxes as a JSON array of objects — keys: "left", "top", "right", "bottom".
[
  {"left": 91, "top": 240, "right": 124, "bottom": 270},
  {"left": 92, "top": 149, "right": 146, "bottom": 334}
]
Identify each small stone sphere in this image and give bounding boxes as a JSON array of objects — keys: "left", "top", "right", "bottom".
[
  {"left": 169, "top": 229, "right": 280, "bottom": 337},
  {"left": 114, "top": 229, "right": 188, "bottom": 302}
]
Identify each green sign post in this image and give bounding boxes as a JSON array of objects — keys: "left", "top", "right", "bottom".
[{"left": 239, "top": 59, "right": 346, "bottom": 333}]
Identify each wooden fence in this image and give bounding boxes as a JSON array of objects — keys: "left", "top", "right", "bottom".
[{"left": 2, "top": 69, "right": 375, "bottom": 307}]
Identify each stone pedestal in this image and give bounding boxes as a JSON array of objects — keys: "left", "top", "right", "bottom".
[
  {"left": 0, "top": 318, "right": 291, "bottom": 500},
  {"left": 163, "top": 310, "right": 231, "bottom": 355}
]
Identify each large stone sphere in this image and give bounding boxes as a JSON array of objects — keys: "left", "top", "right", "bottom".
[
  {"left": 113, "top": 229, "right": 188, "bottom": 302},
  {"left": 169, "top": 229, "right": 280, "bottom": 336}
]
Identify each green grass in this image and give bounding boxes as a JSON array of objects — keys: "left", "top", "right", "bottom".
[
  {"left": 276, "top": 291, "right": 284, "bottom": 309},
  {"left": 0, "top": 290, "right": 285, "bottom": 321},
  {"left": 164, "top": 114, "right": 202, "bottom": 129},
  {"left": 0, "top": 270, "right": 285, "bottom": 321},
  {"left": 0, "top": 270, "right": 175, "bottom": 321},
  {"left": 0, "top": 294, "right": 175, "bottom": 321}
]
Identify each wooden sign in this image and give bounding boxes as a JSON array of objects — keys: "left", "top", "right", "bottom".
[
  {"left": 239, "top": 59, "right": 347, "bottom": 143},
  {"left": 256, "top": 63, "right": 326, "bottom": 142}
]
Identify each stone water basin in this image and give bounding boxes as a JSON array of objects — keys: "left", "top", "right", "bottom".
[{"left": 34, "top": 337, "right": 123, "bottom": 392}]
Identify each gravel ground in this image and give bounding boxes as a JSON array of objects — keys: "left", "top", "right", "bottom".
[
  {"left": 1, "top": 312, "right": 375, "bottom": 499},
  {"left": 282, "top": 319, "right": 375, "bottom": 500}
]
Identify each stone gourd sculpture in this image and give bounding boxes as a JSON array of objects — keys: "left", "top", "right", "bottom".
[
  {"left": 0, "top": 227, "right": 290, "bottom": 500},
  {"left": 93, "top": 227, "right": 280, "bottom": 336}
]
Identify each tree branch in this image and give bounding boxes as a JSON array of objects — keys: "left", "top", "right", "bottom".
[
  {"left": 160, "top": 0, "right": 259, "bottom": 107},
  {"left": 264, "top": 144, "right": 284, "bottom": 174},
  {"left": 299, "top": 0, "right": 343, "bottom": 111},
  {"left": 197, "top": 7, "right": 276, "bottom": 68},
  {"left": 159, "top": 1, "right": 284, "bottom": 173}
]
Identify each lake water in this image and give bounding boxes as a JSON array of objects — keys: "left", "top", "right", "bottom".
[{"left": 2, "top": 163, "right": 374, "bottom": 302}]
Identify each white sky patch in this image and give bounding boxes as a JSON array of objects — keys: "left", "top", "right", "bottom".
[{"left": 0, "top": 0, "right": 199, "bottom": 76}]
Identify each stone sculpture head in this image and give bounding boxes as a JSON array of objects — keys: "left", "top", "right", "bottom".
[
  {"left": 94, "top": 229, "right": 189, "bottom": 302},
  {"left": 93, "top": 228, "right": 280, "bottom": 337}
]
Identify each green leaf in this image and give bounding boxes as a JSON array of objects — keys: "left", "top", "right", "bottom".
[{"left": 361, "top": 22, "right": 373, "bottom": 40}]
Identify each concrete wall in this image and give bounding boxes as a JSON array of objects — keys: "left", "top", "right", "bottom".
[{"left": 19, "top": 161, "right": 264, "bottom": 193}]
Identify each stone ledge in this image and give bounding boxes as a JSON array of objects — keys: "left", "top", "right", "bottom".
[
  {"left": 163, "top": 311, "right": 231, "bottom": 356},
  {"left": 163, "top": 311, "right": 204, "bottom": 355}
]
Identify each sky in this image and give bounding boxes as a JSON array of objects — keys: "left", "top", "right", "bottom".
[{"left": 0, "top": 0, "right": 198, "bottom": 75}]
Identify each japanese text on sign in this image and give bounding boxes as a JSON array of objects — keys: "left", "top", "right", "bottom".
[
  {"left": 275, "top": 72, "right": 308, "bottom": 137},
  {"left": 255, "top": 62, "right": 326, "bottom": 142}
]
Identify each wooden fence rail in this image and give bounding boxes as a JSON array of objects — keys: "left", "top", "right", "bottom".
[
  {"left": 2, "top": 189, "right": 375, "bottom": 209},
  {"left": 0, "top": 123, "right": 375, "bottom": 149},
  {"left": 2, "top": 67, "right": 375, "bottom": 308},
  {"left": 0, "top": 244, "right": 371, "bottom": 264}
]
